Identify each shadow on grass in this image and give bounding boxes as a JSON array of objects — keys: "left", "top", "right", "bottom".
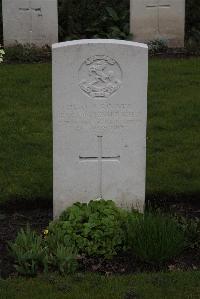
[{"left": 0, "top": 191, "right": 199, "bottom": 213}]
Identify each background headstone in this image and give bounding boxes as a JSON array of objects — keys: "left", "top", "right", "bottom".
[
  {"left": 2, "top": 0, "right": 58, "bottom": 47},
  {"left": 130, "top": 0, "right": 185, "bottom": 48},
  {"left": 53, "top": 39, "right": 148, "bottom": 218}
]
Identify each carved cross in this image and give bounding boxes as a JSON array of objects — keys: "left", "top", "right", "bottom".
[
  {"left": 146, "top": 0, "right": 171, "bottom": 34},
  {"left": 19, "top": 1, "right": 42, "bottom": 43},
  {"left": 79, "top": 136, "right": 120, "bottom": 199}
]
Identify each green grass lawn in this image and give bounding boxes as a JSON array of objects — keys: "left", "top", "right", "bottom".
[
  {"left": 0, "top": 271, "right": 200, "bottom": 299},
  {"left": 0, "top": 63, "right": 52, "bottom": 206},
  {"left": 0, "top": 58, "right": 199, "bottom": 206},
  {"left": 147, "top": 58, "right": 200, "bottom": 202}
]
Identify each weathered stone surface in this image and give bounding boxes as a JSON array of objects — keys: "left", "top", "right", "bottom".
[
  {"left": 130, "top": 0, "right": 185, "bottom": 48},
  {"left": 2, "top": 0, "right": 58, "bottom": 47},
  {"left": 52, "top": 39, "right": 148, "bottom": 218}
]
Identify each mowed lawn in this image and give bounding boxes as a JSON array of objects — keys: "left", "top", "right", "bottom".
[
  {"left": 0, "top": 271, "right": 200, "bottom": 299},
  {"left": 0, "top": 58, "right": 199, "bottom": 206}
]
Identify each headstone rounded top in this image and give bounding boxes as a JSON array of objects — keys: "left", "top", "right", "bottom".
[{"left": 52, "top": 39, "right": 148, "bottom": 50}]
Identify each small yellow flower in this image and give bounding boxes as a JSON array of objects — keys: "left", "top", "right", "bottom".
[{"left": 43, "top": 229, "right": 49, "bottom": 236}]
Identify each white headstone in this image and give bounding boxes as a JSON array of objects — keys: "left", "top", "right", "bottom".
[
  {"left": 130, "top": 0, "right": 185, "bottom": 48},
  {"left": 2, "top": 0, "right": 58, "bottom": 47},
  {"left": 52, "top": 39, "right": 148, "bottom": 218}
]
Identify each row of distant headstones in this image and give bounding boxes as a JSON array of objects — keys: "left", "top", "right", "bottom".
[{"left": 2, "top": 0, "right": 186, "bottom": 48}]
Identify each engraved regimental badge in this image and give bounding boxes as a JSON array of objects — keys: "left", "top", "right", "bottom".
[{"left": 79, "top": 55, "right": 122, "bottom": 99}]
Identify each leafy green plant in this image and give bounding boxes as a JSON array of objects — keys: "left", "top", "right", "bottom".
[
  {"left": 127, "top": 213, "right": 185, "bottom": 264},
  {"left": 84, "top": 7, "right": 131, "bottom": 40},
  {"left": 44, "top": 228, "right": 78, "bottom": 275},
  {"left": 9, "top": 226, "right": 48, "bottom": 276},
  {"left": 58, "top": 0, "right": 130, "bottom": 40},
  {"left": 48, "top": 244, "right": 78, "bottom": 275},
  {"left": 48, "top": 200, "right": 127, "bottom": 259},
  {"left": 9, "top": 225, "right": 78, "bottom": 276}
]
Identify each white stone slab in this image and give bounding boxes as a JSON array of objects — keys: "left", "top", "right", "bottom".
[
  {"left": 2, "top": 0, "right": 58, "bottom": 47},
  {"left": 130, "top": 0, "right": 185, "bottom": 48},
  {"left": 52, "top": 39, "right": 148, "bottom": 218}
]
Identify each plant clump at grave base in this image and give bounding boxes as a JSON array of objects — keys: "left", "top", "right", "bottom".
[
  {"left": 9, "top": 200, "right": 128, "bottom": 276},
  {"left": 52, "top": 199, "right": 128, "bottom": 259},
  {"left": 127, "top": 213, "right": 185, "bottom": 264},
  {"left": 9, "top": 226, "right": 45, "bottom": 276},
  {"left": 9, "top": 200, "right": 188, "bottom": 277},
  {"left": 9, "top": 225, "right": 78, "bottom": 276}
]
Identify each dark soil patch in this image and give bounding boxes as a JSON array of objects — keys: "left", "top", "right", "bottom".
[
  {"left": 148, "top": 199, "right": 200, "bottom": 219},
  {"left": 80, "top": 248, "right": 200, "bottom": 275},
  {"left": 0, "top": 201, "right": 199, "bottom": 278}
]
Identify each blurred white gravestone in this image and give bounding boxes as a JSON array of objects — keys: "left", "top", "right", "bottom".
[
  {"left": 130, "top": 0, "right": 185, "bottom": 48},
  {"left": 2, "top": 0, "right": 58, "bottom": 47},
  {"left": 52, "top": 39, "right": 148, "bottom": 218}
]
